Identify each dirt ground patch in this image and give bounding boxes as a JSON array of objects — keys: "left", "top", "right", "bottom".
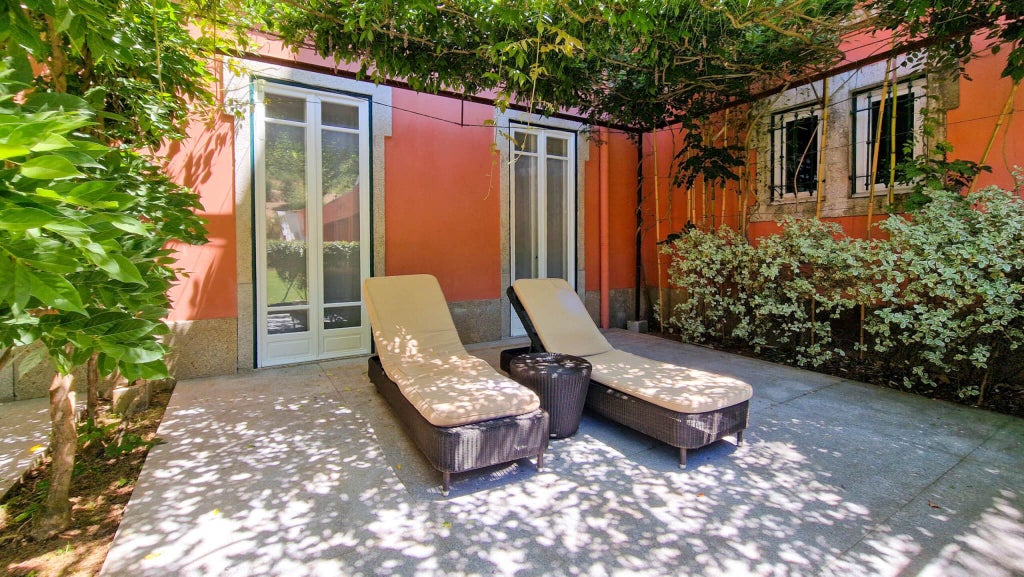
[{"left": 0, "top": 389, "right": 171, "bottom": 577}]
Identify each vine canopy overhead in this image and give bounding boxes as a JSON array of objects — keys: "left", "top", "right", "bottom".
[
  {"left": 261, "top": 0, "right": 862, "bottom": 131},
  {"left": 260, "top": 1, "right": 1022, "bottom": 130},
  {"left": 256, "top": 0, "right": 1022, "bottom": 186}
]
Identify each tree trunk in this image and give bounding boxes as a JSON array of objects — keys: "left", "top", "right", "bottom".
[
  {"left": 32, "top": 372, "right": 77, "bottom": 540},
  {"left": 86, "top": 354, "right": 99, "bottom": 422},
  {"left": 44, "top": 14, "right": 68, "bottom": 93}
]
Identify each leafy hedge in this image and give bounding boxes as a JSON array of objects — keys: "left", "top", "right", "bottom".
[{"left": 663, "top": 187, "right": 1024, "bottom": 402}]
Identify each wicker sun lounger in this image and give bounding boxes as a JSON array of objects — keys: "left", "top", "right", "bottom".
[
  {"left": 508, "top": 279, "right": 752, "bottom": 468},
  {"left": 363, "top": 274, "right": 548, "bottom": 495}
]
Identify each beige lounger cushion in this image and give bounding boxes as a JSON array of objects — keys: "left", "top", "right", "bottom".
[
  {"left": 587, "top": 349, "right": 752, "bottom": 414},
  {"left": 511, "top": 278, "right": 614, "bottom": 357},
  {"left": 512, "top": 277, "right": 752, "bottom": 413},
  {"left": 364, "top": 274, "right": 539, "bottom": 427}
]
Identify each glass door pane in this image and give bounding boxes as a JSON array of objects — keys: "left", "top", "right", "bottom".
[
  {"left": 321, "top": 112, "right": 362, "bottom": 330},
  {"left": 514, "top": 149, "right": 539, "bottom": 281},
  {"left": 510, "top": 127, "right": 575, "bottom": 337},
  {"left": 264, "top": 102, "right": 309, "bottom": 335},
  {"left": 546, "top": 155, "right": 568, "bottom": 280}
]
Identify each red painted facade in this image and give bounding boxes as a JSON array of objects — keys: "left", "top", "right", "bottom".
[
  {"left": 162, "top": 32, "right": 1021, "bottom": 331},
  {"left": 639, "top": 37, "right": 1024, "bottom": 291},
  {"left": 163, "top": 40, "right": 640, "bottom": 327}
]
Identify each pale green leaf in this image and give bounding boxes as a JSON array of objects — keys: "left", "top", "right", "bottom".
[
  {"left": 0, "top": 207, "right": 57, "bottom": 231},
  {"left": 0, "top": 143, "right": 30, "bottom": 160},
  {"left": 20, "top": 155, "right": 86, "bottom": 180}
]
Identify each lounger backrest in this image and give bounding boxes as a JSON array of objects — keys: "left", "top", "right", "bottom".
[
  {"left": 512, "top": 278, "right": 614, "bottom": 357},
  {"left": 363, "top": 274, "right": 467, "bottom": 371}
]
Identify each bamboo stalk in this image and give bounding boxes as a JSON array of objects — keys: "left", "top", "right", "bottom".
[
  {"left": 690, "top": 136, "right": 699, "bottom": 228},
  {"left": 703, "top": 125, "right": 711, "bottom": 229},
  {"left": 862, "top": 55, "right": 894, "bottom": 356},
  {"left": 816, "top": 77, "right": 830, "bottom": 218},
  {"left": 686, "top": 150, "right": 693, "bottom": 227},
  {"left": 653, "top": 128, "right": 666, "bottom": 326},
  {"left": 721, "top": 109, "right": 729, "bottom": 230},
  {"left": 668, "top": 128, "right": 676, "bottom": 233},
  {"left": 866, "top": 55, "right": 893, "bottom": 241},
  {"left": 970, "top": 81, "right": 1019, "bottom": 192},
  {"left": 888, "top": 77, "right": 898, "bottom": 205}
]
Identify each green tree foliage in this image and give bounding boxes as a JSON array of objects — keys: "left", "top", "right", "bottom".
[
  {"left": 0, "top": 0, "right": 234, "bottom": 147},
  {"left": 897, "top": 141, "right": 991, "bottom": 210},
  {"left": 868, "top": 0, "right": 1024, "bottom": 81},
  {"left": 262, "top": 0, "right": 859, "bottom": 183},
  {"left": 0, "top": 0, "right": 247, "bottom": 537},
  {"left": 0, "top": 80, "right": 204, "bottom": 379},
  {"left": 261, "top": 0, "right": 1021, "bottom": 186}
]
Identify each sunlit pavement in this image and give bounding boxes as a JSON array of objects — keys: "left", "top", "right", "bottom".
[
  {"left": 100, "top": 330, "right": 1024, "bottom": 577},
  {"left": 0, "top": 397, "right": 52, "bottom": 498}
]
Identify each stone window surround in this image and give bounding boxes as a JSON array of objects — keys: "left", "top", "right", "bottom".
[
  {"left": 751, "top": 56, "right": 955, "bottom": 223},
  {"left": 770, "top": 103, "right": 824, "bottom": 201},
  {"left": 226, "top": 59, "right": 392, "bottom": 370},
  {"left": 850, "top": 76, "right": 928, "bottom": 196}
]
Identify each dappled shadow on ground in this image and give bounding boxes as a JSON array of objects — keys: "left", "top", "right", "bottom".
[
  {"left": 101, "top": 337, "right": 1024, "bottom": 577},
  {"left": 0, "top": 398, "right": 53, "bottom": 493}
]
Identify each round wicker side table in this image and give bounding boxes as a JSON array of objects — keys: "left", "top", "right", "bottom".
[{"left": 508, "top": 353, "right": 592, "bottom": 438}]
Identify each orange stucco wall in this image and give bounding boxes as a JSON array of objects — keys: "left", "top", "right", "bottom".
[
  {"left": 638, "top": 123, "right": 753, "bottom": 289},
  {"left": 164, "top": 112, "right": 238, "bottom": 322},
  {"left": 946, "top": 40, "right": 1024, "bottom": 190},
  {"left": 384, "top": 93, "right": 503, "bottom": 301},
  {"left": 584, "top": 131, "right": 640, "bottom": 292}
]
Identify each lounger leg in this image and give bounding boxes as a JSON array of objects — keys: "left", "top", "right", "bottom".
[
  {"left": 441, "top": 472, "right": 451, "bottom": 497},
  {"left": 537, "top": 452, "right": 544, "bottom": 471},
  {"left": 736, "top": 430, "right": 744, "bottom": 446},
  {"left": 679, "top": 448, "right": 687, "bottom": 469}
]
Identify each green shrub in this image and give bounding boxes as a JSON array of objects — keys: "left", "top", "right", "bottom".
[
  {"left": 663, "top": 226, "right": 753, "bottom": 344},
  {"left": 663, "top": 185, "right": 1024, "bottom": 404},
  {"left": 266, "top": 239, "right": 360, "bottom": 290},
  {"left": 867, "top": 187, "right": 1024, "bottom": 399},
  {"left": 664, "top": 218, "right": 863, "bottom": 367},
  {"left": 741, "top": 218, "right": 863, "bottom": 366}
]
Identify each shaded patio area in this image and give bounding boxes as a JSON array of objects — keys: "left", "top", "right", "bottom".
[{"left": 100, "top": 330, "right": 1024, "bottom": 577}]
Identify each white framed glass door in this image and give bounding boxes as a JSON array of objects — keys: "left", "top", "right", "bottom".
[
  {"left": 510, "top": 125, "right": 576, "bottom": 336},
  {"left": 254, "top": 82, "right": 372, "bottom": 366}
]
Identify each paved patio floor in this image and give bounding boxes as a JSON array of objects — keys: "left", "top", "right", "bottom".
[
  {"left": 100, "top": 330, "right": 1024, "bottom": 577},
  {"left": 0, "top": 397, "right": 50, "bottom": 497}
]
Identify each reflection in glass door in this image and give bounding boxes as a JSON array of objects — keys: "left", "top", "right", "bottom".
[
  {"left": 254, "top": 82, "right": 371, "bottom": 366},
  {"left": 510, "top": 125, "right": 576, "bottom": 336}
]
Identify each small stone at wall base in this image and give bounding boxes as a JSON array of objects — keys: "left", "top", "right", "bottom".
[
  {"left": 112, "top": 382, "right": 151, "bottom": 417},
  {"left": 627, "top": 320, "right": 649, "bottom": 333},
  {"left": 149, "top": 377, "right": 177, "bottom": 394}
]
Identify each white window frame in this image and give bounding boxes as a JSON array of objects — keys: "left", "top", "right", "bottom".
[
  {"left": 253, "top": 81, "right": 372, "bottom": 367},
  {"left": 509, "top": 123, "right": 577, "bottom": 286},
  {"left": 770, "top": 105, "right": 823, "bottom": 201},
  {"left": 852, "top": 76, "right": 927, "bottom": 196}
]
